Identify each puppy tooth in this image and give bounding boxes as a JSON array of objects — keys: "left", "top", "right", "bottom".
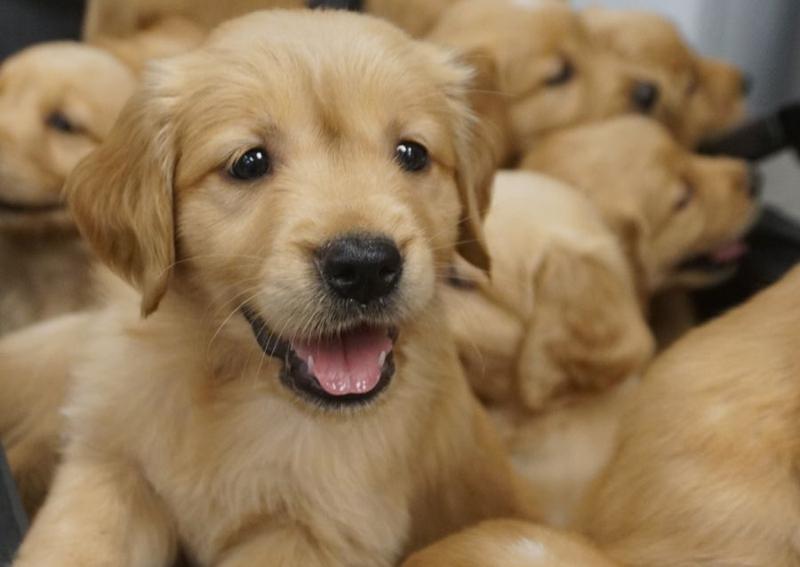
[{"left": 378, "top": 351, "right": 387, "bottom": 367}]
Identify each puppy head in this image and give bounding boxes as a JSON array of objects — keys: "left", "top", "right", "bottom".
[
  {"left": 0, "top": 42, "right": 136, "bottom": 231},
  {"left": 66, "top": 10, "right": 494, "bottom": 408},
  {"left": 582, "top": 8, "right": 747, "bottom": 146},
  {"left": 429, "top": 0, "right": 654, "bottom": 160},
  {"left": 524, "top": 117, "right": 760, "bottom": 294}
]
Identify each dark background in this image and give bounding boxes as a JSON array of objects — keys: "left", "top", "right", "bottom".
[{"left": 0, "top": 0, "right": 85, "bottom": 60}]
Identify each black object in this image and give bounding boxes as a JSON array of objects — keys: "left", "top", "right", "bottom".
[
  {"left": 0, "top": 0, "right": 85, "bottom": 60},
  {"left": 308, "top": 0, "right": 363, "bottom": 10},
  {"left": 0, "top": 445, "right": 27, "bottom": 564},
  {"left": 699, "top": 102, "right": 800, "bottom": 161}
]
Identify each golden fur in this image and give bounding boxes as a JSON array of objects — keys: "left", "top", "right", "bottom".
[
  {"left": 522, "top": 116, "right": 759, "bottom": 295},
  {"left": 13, "top": 11, "right": 536, "bottom": 567},
  {"left": 427, "top": 0, "right": 653, "bottom": 164},
  {"left": 443, "top": 171, "right": 653, "bottom": 525},
  {"left": 583, "top": 265, "right": 800, "bottom": 567},
  {"left": 402, "top": 519, "right": 619, "bottom": 567},
  {"left": 582, "top": 7, "right": 747, "bottom": 146},
  {"left": 0, "top": 43, "right": 136, "bottom": 336}
]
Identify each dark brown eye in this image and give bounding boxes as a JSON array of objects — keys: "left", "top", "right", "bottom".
[
  {"left": 395, "top": 141, "right": 429, "bottom": 173},
  {"left": 545, "top": 59, "right": 575, "bottom": 87},
  {"left": 675, "top": 181, "right": 695, "bottom": 211},
  {"left": 230, "top": 147, "right": 271, "bottom": 181},
  {"left": 46, "top": 112, "right": 77, "bottom": 134}
]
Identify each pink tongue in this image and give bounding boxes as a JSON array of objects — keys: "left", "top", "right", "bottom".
[
  {"left": 292, "top": 327, "right": 393, "bottom": 396},
  {"left": 711, "top": 241, "right": 748, "bottom": 263}
]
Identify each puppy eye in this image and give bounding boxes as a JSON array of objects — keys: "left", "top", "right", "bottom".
[
  {"left": 675, "top": 181, "right": 695, "bottom": 211},
  {"left": 395, "top": 141, "right": 429, "bottom": 173},
  {"left": 544, "top": 58, "right": 575, "bottom": 87},
  {"left": 229, "top": 147, "right": 272, "bottom": 181},
  {"left": 46, "top": 112, "right": 78, "bottom": 134}
]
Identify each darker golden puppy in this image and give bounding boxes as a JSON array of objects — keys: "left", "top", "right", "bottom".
[
  {"left": 427, "top": 0, "right": 660, "bottom": 165},
  {"left": 523, "top": 116, "right": 760, "bottom": 295},
  {"left": 583, "top": 265, "right": 800, "bottom": 567},
  {"left": 582, "top": 7, "right": 748, "bottom": 146},
  {"left": 13, "top": 11, "right": 535, "bottom": 567}
]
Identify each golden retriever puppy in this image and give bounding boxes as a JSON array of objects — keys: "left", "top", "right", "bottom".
[
  {"left": 582, "top": 7, "right": 748, "bottom": 146},
  {"left": 0, "top": 43, "right": 136, "bottom": 336},
  {"left": 427, "top": 0, "right": 661, "bottom": 164},
  {"left": 582, "top": 265, "right": 800, "bottom": 567},
  {"left": 443, "top": 171, "right": 653, "bottom": 525},
  {"left": 13, "top": 11, "right": 537, "bottom": 567},
  {"left": 523, "top": 116, "right": 760, "bottom": 295},
  {"left": 402, "top": 519, "right": 620, "bottom": 566}
]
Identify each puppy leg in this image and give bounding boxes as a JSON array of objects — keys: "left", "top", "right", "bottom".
[
  {"left": 13, "top": 458, "right": 175, "bottom": 567},
  {"left": 217, "top": 528, "right": 345, "bottom": 567}
]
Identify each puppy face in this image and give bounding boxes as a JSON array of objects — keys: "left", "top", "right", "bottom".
[
  {"left": 524, "top": 117, "right": 760, "bottom": 293},
  {"left": 0, "top": 42, "right": 135, "bottom": 230},
  {"left": 429, "top": 1, "right": 656, "bottom": 157},
  {"left": 582, "top": 8, "right": 747, "bottom": 146},
  {"left": 67, "top": 10, "right": 493, "bottom": 409}
]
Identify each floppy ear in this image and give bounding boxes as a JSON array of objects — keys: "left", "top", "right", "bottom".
[
  {"left": 435, "top": 48, "right": 501, "bottom": 273},
  {"left": 65, "top": 73, "right": 177, "bottom": 316},
  {"left": 516, "top": 245, "right": 654, "bottom": 411}
]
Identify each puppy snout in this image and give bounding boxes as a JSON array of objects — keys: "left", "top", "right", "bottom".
[
  {"left": 746, "top": 166, "right": 763, "bottom": 199},
  {"left": 318, "top": 235, "right": 403, "bottom": 304},
  {"left": 632, "top": 81, "right": 660, "bottom": 113}
]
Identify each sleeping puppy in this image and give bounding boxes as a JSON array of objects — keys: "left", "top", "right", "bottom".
[
  {"left": 402, "top": 519, "right": 620, "bottom": 566},
  {"left": 443, "top": 171, "right": 653, "bottom": 525},
  {"left": 582, "top": 265, "right": 800, "bottom": 567},
  {"left": 427, "top": 0, "right": 661, "bottom": 165},
  {"left": 13, "top": 11, "right": 536, "bottom": 567},
  {"left": 0, "top": 43, "right": 136, "bottom": 336},
  {"left": 582, "top": 7, "right": 748, "bottom": 146},
  {"left": 523, "top": 116, "right": 760, "bottom": 296}
]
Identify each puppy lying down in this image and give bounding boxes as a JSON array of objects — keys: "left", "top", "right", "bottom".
[
  {"left": 0, "top": 43, "right": 136, "bottom": 336},
  {"left": 444, "top": 171, "right": 653, "bottom": 526},
  {"left": 583, "top": 265, "right": 800, "bottom": 567},
  {"left": 13, "top": 10, "right": 536, "bottom": 567}
]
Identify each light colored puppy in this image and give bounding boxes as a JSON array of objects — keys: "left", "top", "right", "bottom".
[
  {"left": 443, "top": 171, "right": 653, "bottom": 525},
  {"left": 523, "top": 116, "right": 760, "bottom": 295},
  {"left": 0, "top": 43, "right": 136, "bottom": 336},
  {"left": 582, "top": 7, "right": 748, "bottom": 146},
  {"left": 13, "top": 11, "right": 537, "bottom": 567},
  {"left": 427, "top": 0, "right": 658, "bottom": 165},
  {"left": 402, "top": 519, "right": 620, "bottom": 567},
  {"left": 583, "top": 265, "right": 800, "bottom": 567}
]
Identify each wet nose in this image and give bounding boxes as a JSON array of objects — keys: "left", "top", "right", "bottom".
[
  {"left": 746, "top": 166, "right": 762, "bottom": 199},
  {"left": 632, "top": 81, "right": 660, "bottom": 113},
  {"left": 318, "top": 235, "right": 403, "bottom": 305},
  {"left": 741, "top": 73, "right": 754, "bottom": 96}
]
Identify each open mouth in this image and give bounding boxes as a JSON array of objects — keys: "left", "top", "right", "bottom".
[
  {"left": 242, "top": 307, "right": 397, "bottom": 407},
  {"left": 677, "top": 239, "right": 749, "bottom": 274},
  {"left": 0, "top": 196, "right": 65, "bottom": 214}
]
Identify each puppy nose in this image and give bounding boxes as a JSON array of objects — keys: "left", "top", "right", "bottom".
[
  {"left": 632, "top": 81, "right": 660, "bottom": 112},
  {"left": 319, "top": 235, "right": 403, "bottom": 304},
  {"left": 741, "top": 73, "right": 754, "bottom": 96},
  {"left": 746, "top": 166, "right": 763, "bottom": 198}
]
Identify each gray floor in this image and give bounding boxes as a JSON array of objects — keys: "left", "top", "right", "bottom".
[{"left": 763, "top": 153, "right": 800, "bottom": 220}]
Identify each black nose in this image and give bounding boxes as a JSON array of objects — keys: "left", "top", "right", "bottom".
[
  {"left": 632, "top": 81, "right": 660, "bottom": 112},
  {"left": 318, "top": 235, "right": 403, "bottom": 304},
  {"left": 741, "top": 73, "right": 754, "bottom": 96},
  {"left": 747, "top": 166, "right": 762, "bottom": 198}
]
